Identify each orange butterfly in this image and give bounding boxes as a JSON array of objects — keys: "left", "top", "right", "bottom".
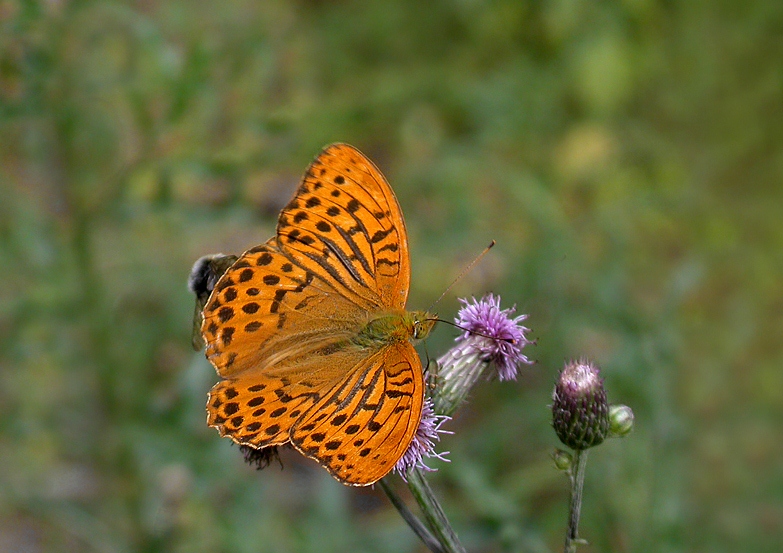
[{"left": 200, "top": 144, "right": 435, "bottom": 486}]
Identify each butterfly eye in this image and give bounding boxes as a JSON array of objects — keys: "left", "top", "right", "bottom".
[{"left": 412, "top": 318, "right": 424, "bottom": 339}]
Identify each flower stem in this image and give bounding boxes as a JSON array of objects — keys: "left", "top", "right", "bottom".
[
  {"left": 406, "top": 468, "right": 466, "bottom": 553},
  {"left": 564, "top": 449, "right": 589, "bottom": 553},
  {"left": 379, "top": 478, "right": 445, "bottom": 553}
]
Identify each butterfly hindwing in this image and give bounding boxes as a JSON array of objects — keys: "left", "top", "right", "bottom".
[
  {"left": 290, "top": 342, "right": 424, "bottom": 485},
  {"left": 206, "top": 344, "right": 376, "bottom": 445},
  {"left": 207, "top": 376, "right": 317, "bottom": 448}
]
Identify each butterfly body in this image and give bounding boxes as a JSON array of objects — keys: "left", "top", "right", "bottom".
[
  {"left": 352, "top": 309, "right": 435, "bottom": 348},
  {"left": 200, "top": 144, "right": 434, "bottom": 486}
]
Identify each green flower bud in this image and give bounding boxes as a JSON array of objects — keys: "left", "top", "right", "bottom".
[
  {"left": 608, "top": 404, "right": 634, "bottom": 438},
  {"left": 552, "top": 448, "right": 573, "bottom": 471}
]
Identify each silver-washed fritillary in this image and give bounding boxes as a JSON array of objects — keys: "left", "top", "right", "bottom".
[{"left": 199, "top": 144, "right": 435, "bottom": 486}]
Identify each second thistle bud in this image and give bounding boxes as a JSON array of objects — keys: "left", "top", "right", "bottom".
[{"left": 552, "top": 360, "right": 609, "bottom": 450}]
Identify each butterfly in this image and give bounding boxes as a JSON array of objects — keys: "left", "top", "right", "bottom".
[{"left": 199, "top": 143, "right": 435, "bottom": 486}]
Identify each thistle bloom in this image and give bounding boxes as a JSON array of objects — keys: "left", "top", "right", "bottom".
[
  {"left": 432, "top": 294, "right": 533, "bottom": 416},
  {"left": 394, "top": 398, "right": 451, "bottom": 480}
]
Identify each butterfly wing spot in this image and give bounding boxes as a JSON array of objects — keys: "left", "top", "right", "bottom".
[
  {"left": 244, "top": 321, "right": 263, "bottom": 332},
  {"left": 217, "top": 307, "right": 234, "bottom": 323},
  {"left": 221, "top": 327, "right": 234, "bottom": 347},
  {"left": 256, "top": 252, "right": 273, "bottom": 265},
  {"left": 214, "top": 277, "right": 236, "bottom": 294}
]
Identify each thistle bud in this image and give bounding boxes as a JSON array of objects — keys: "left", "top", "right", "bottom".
[
  {"left": 552, "top": 448, "right": 573, "bottom": 471},
  {"left": 552, "top": 360, "right": 609, "bottom": 450},
  {"left": 608, "top": 404, "right": 634, "bottom": 438}
]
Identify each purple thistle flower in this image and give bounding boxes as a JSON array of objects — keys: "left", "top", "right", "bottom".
[
  {"left": 455, "top": 294, "right": 532, "bottom": 381},
  {"left": 432, "top": 294, "right": 533, "bottom": 416},
  {"left": 394, "top": 398, "right": 451, "bottom": 480}
]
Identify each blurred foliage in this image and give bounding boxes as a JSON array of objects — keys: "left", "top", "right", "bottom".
[{"left": 1, "top": 0, "right": 782, "bottom": 552}]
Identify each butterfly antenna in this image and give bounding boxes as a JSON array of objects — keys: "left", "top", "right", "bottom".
[
  {"left": 427, "top": 240, "right": 496, "bottom": 312},
  {"left": 429, "top": 316, "right": 516, "bottom": 344}
]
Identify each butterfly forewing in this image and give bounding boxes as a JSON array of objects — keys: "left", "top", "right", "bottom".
[
  {"left": 279, "top": 144, "right": 410, "bottom": 310},
  {"left": 201, "top": 239, "right": 367, "bottom": 378}
]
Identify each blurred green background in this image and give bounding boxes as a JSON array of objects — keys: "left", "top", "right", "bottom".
[{"left": 2, "top": 0, "right": 781, "bottom": 552}]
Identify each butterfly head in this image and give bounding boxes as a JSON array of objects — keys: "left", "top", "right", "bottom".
[{"left": 409, "top": 311, "right": 437, "bottom": 342}]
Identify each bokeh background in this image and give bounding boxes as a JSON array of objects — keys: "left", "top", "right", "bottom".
[{"left": 2, "top": 1, "right": 781, "bottom": 552}]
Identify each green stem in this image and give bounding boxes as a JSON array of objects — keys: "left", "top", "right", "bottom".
[
  {"left": 406, "top": 468, "right": 466, "bottom": 553},
  {"left": 379, "top": 479, "right": 445, "bottom": 553},
  {"left": 564, "top": 449, "right": 589, "bottom": 553}
]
